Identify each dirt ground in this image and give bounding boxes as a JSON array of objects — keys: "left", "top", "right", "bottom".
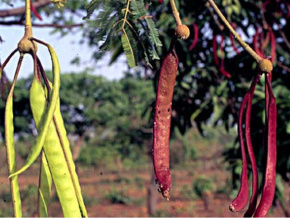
[
  {"left": 0, "top": 159, "right": 288, "bottom": 217},
  {"left": 0, "top": 130, "right": 288, "bottom": 217}
]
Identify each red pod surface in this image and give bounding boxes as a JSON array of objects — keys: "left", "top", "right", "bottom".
[
  {"left": 254, "top": 74, "right": 277, "bottom": 217},
  {"left": 244, "top": 75, "right": 261, "bottom": 217},
  {"left": 189, "top": 23, "right": 199, "bottom": 51},
  {"left": 269, "top": 30, "right": 276, "bottom": 64},
  {"left": 153, "top": 48, "right": 178, "bottom": 200},
  {"left": 229, "top": 33, "right": 240, "bottom": 54},
  {"left": 230, "top": 75, "right": 260, "bottom": 213},
  {"left": 253, "top": 30, "right": 264, "bottom": 57},
  {"left": 229, "top": 92, "right": 249, "bottom": 212},
  {"left": 212, "top": 35, "right": 231, "bottom": 78},
  {"left": 30, "top": 0, "right": 43, "bottom": 20}
]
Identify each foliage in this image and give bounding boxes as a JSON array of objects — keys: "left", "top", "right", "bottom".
[
  {"left": 59, "top": 72, "right": 155, "bottom": 164},
  {"left": 105, "top": 189, "right": 132, "bottom": 204},
  {"left": 193, "top": 175, "right": 215, "bottom": 198},
  {"left": 0, "top": 72, "right": 155, "bottom": 164},
  {"left": 83, "top": 0, "right": 162, "bottom": 67}
]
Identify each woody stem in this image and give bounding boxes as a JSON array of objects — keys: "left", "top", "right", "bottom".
[
  {"left": 25, "top": 0, "right": 32, "bottom": 27},
  {"left": 169, "top": 0, "right": 182, "bottom": 26}
]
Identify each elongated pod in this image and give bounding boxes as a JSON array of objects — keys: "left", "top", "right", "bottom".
[
  {"left": 30, "top": 76, "right": 81, "bottom": 217},
  {"left": 53, "top": 111, "right": 88, "bottom": 217},
  {"left": 230, "top": 75, "right": 261, "bottom": 213},
  {"left": 153, "top": 48, "right": 178, "bottom": 200},
  {"left": 244, "top": 75, "right": 260, "bottom": 217},
  {"left": 4, "top": 55, "right": 24, "bottom": 217},
  {"left": 38, "top": 58, "right": 87, "bottom": 217},
  {"left": 10, "top": 44, "right": 60, "bottom": 177},
  {"left": 229, "top": 92, "right": 249, "bottom": 212},
  {"left": 37, "top": 151, "right": 52, "bottom": 217},
  {"left": 254, "top": 74, "right": 277, "bottom": 217}
]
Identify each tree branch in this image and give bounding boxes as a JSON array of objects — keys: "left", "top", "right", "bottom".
[
  {"left": 0, "top": 0, "right": 51, "bottom": 18},
  {"left": 0, "top": 20, "right": 83, "bottom": 29}
]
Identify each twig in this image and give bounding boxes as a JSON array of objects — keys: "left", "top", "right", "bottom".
[
  {"left": 25, "top": 0, "right": 31, "bottom": 27},
  {"left": 169, "top": 0, "right": 182, "bottom": 26},
  {"left": 205, "top": 2, "right": 224, "bottom": 31},
  {"left": 0, "top": 20, "right": 83, "bottom": 29},
  {"left": 279, "top": 29, "right": 290, "bottom": 52},
  {"left": 277, "top": 61, "right": 290, "bottom": 73}
]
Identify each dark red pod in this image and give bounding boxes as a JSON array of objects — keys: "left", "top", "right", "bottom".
[
  {"left": 229, "top": 92, "right": 250, "bottom": 212},
  {"left": 229, "top": 33, "right": 240, "bottom": 54},
  {"left": 189, "top": 23, "right": 199, "bottom": 51},
  {"left": 253, "top": 73, "right": 277, "bottom": 217},
  {"left": 243, "top": 75, "right": 261, "bottom": 217},
  {"left": 230, "top": 75, "right": 260, "bottom": 214},
  {"left": 153, "top": 48, "right": 178, "bottom": 200},
  {"left": 212, "top": 35, "right": 231, "bottom": 78},
  {"left": 213, "top": 35, "right": 219, "bottom": 66},
  {"left": 269, "top": 30, "right": 276, "bottom": 64},
  {"left": 30, "top": 0, "right": 43, "bottom": 20},
  {"left": 253, "top": 30, "right": 264, "bottom": 57}
]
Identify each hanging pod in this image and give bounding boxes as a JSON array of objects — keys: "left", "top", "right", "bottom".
[
  {"left": 153, "top": 39, "right": 178, "bottom": 200},
  {"left": 4, "top": 54, "right": 24, "bottom": 217},
  {"left": 230, "top": 70, "right": 277, "bottom": 217}
]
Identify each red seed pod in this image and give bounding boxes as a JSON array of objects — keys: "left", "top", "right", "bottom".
[
  {"left": 253, "top": 73, "right": 277, "bottom": 217},
  {"left": 213, "top": 35, "right": 219, "bottom": 66},
  {"left": 253, "top": 30, "right": 264, "bottom": 57},
  {"left": 230, "top": 75, "right": 261, "bottom": 214},
  {"left": 212, "top": 35, "right": 231, "bottom": 78},
  {"left": 229, "top": 33, "right": 240, "bottom": 54},
  {"left": 189, "top": 23, "right": 199, "bottom": 51},
  {"left": 153, "top": 47, "right": 178, "bottom": 200},
  {"left": 269, "top": 30, "right": 276, "bottom": 64},
  {"left": 229, "top": 92, "right": 250, "bottom": 212},
  {"left": 30, "top": 0, "right": 43, "bottom": 20},
  {"left": 219, "top": 68, "right": 232, "bottom": 78},
  {"left": 243, "top": 75, "right": 261, "bottom": 217}
]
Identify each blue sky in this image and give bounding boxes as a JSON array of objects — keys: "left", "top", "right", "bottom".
[{"left": 0, "top": 2, "right": 127, "bottom": 80}]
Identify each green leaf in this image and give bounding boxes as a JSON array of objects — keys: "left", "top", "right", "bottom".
[
  {"left": 130, "top": 0, "right": 147, "bottom": 20},
  {"left": 99, "top": 20, "right": 121, "bottom": 52},
  {"left": 148, "top": 47, "right": 160, "bottom": 60},
  {"left": 83, "top": 0, "right": 102, "bottom": 19},
  {"left": 145, "top": 18, "right": 162, "bottom": 47},
  {"left": 121, "top": 28, "right": 138, "bottom": 68}
]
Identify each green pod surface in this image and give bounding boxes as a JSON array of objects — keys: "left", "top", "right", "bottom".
[
  {"left": 10, "top": 44, "right": 60, "bottom": 177},
  {"left": 30, "top": 76, "right": 81, "bottom": 217},
  {"left": 53, "top": 103, "right": 88, "bottom": 217},
  {"left": 5, "top": 75, "right": 22, "bottom": 218},
  {"left": 4, "top": 55, "right": 24, "bottom": 217},
  {"left": 38, "top": 152, "right": 52, "bottom": 217},
  {"left": 47, "top": 80, "right": 87, "bottom": 217}
]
